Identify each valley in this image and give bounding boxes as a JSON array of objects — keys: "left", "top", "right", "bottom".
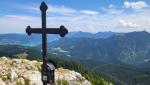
[{"left": 0, "top": 31, "right": 150, "bottom": 85}]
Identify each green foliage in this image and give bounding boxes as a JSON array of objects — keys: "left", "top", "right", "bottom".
[
  {"left": 24, "top": 78, "right": 30, "bottom": 85},
  {"left": 47, "top": 56, "right": 112, "bottom": 85},
  {"left": 16, "top": 81, "right": 22, "bottom": 85},
  {"left": 56, "top": 80, "right": 69, "bottom": 85},
  {"left": 90, "top": 62, "right": 150, "bottom": 85},
  {"left": 47, "top": 31, "right": 150, "bottom": 67},
  {"left": 15, "top": 52, "right": 28, "bottom": 59},
  {"left": 0, "top": 45, "right": 41, "bottom": 59},
  {"left": 1, "top": 76, "right": 7, "bottom": 81},
  {"left": 1, "top": 31, "right": 150, "bottom": 85}
]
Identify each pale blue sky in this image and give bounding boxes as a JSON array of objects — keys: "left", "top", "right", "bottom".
[{"left": 0, "top": 0, "right": 150, "bottom": 33}]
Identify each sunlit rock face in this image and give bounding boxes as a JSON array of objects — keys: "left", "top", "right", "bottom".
[
  {"left": 0, "top": 57, "right": 91, "bottom": 85},
  {"left": 55, "top": 68, "right": 91, "bottom": 85}
]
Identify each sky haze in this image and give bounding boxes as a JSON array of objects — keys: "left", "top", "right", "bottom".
[{"left": 0, "top": 0, "right": 150, "bottom": 33}]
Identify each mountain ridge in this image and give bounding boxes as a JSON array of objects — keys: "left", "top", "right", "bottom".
[
  {"left": 0, "top": 31, "right": 117, "bottom": 46},
  {"left": 46, "top": 31, "right": 150, "bottom": 67}
]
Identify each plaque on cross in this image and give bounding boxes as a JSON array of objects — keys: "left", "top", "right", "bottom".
[{"left": 25, "top": 2, "right": 68, "bottom": 85}]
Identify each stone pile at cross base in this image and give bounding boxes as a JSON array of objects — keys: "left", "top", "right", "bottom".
[{"left": 0, "top": 57, "right": 91, "bottom": 85}]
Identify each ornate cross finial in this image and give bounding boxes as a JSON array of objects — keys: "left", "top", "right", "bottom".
[{"left": 40, "top": 2, "right": 48, "bottom": 11}]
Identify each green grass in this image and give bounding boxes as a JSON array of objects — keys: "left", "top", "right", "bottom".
[{"left": 56, "top": 79, "right": 69, "bottom": 85}]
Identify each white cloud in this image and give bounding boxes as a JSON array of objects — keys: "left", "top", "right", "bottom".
[
  {"left": 1, "top": 3, "right": 150, "bottom": 33},
  {"left": 0, "top": 14, "right": 117, "bottom": 33},
  {"left": 1, "top": 12, "right": 150, "bottom": 33},
  {"left": 124, "top": 1, "right": 148, "bottom": 10},
  {"left": 17, "top": 4, "right": 77, "bottom": 15},
  {"left": 105, "top": 8, "right": 123, "bottom": 15},
  {"left": 0, "top": 15, "right": 40, "bottom": 34},
  {"left": 109, "top": 4, "right": 115, "bottom": 8},
  {"left": 47, "top": 5, "right": 77, "bottom": 15},
  {"left": 102, "top": 6, "right": 123, "bottom": 15},
  {"left": 116, "top": 13, "right": 150, "bottom": 32},
  {"left": 19, "top": 4, "right": 99, "bottom": 16},
  {"left": 80, "top": 10, "right": 99, "bottom": 15},
  {"left": 118, "top": 19, "right": 138, "bottom": 28}
]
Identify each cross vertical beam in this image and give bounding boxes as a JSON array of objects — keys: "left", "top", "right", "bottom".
[
  {"left": 40, "top": 2, "right": 47, "bottom": 63},
  {"left": 40, "top": 2, "right": 48, "bottom": 85},
  {"left": 26, "top": 1, "right": 68, "bottom": 85}
]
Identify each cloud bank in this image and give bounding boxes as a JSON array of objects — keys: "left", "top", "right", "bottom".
[
  {"left": 124, "top": 1, "right": 148, "bottom": 10},
  {"left": 0, "top": 1, "right": 150, "bottom": 33}
]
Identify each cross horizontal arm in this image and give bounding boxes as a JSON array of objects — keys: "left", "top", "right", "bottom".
[
  {"left": 26, "top": 25, "right": 68, "bottom": 37},
  {"left": 26, "top": 26, "right": 42, "bottom": 35}
]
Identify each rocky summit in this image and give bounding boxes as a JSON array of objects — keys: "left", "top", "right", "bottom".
[{"left": 0, "top": 57, "right": 91, "bottom": 85}]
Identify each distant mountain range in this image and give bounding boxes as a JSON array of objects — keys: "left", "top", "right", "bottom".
[
  {"left": 0, "top": 31, "right": 150, "bottom": 67},
  {"left": 0, "top": 34, "right": 59, "bottom": 46},
  {"left": 1, "top": 31, "right": 150, "bottom": 67},
  {"left": 46, "top": 31, "right": 150, "bottom": 68},
  {"left": 0, "top": 31, "right": 117, "bottom": 46},
  {"left": 66, "top": 31, "right": 117, "bottom": 39},
  {"left": 0, "top": 31, "right": 150, "bottom": 85}
]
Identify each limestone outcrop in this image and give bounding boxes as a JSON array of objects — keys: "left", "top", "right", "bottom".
[{"left": 0, "top": 57, "right": 91, "bottom": 85}]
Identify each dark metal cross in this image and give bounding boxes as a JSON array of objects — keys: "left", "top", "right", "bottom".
[{"left": 25, "top": 2, "right": 68, "bottom": 85}]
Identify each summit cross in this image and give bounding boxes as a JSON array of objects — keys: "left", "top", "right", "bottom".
[{"left": 25, "top": 2, "right": 68, "bottom": 85}]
